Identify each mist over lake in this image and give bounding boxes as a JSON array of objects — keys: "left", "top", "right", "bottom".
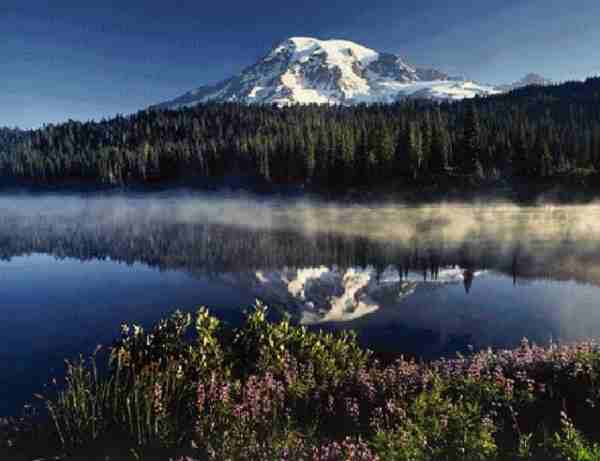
[{"left": 3, "top": 191, "right": 600, "bottom": 415}]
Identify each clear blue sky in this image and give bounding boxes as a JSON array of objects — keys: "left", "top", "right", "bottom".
[{"left": 2, "top": 0, "right": 599, "bottom": 128}]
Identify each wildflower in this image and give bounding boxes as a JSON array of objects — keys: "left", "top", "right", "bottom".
[{"left": 153, "top": 382, "right": 165, "bottom": 417}]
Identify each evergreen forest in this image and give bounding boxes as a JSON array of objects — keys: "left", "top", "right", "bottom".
[{"left": 1, "top": 78, "right": 600, "bottom": 188}]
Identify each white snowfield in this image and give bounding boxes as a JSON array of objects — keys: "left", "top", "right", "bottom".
[{"left": 153, "top": 36, "right": 548, "bottom": 110}]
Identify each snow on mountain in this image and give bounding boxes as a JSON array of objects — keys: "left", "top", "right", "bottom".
[
  {"left": 497, "top": 73, "right": 553, "bottom": 92},
  {"left": 153, "top": 37, "right": 502, "bottom": 109}
]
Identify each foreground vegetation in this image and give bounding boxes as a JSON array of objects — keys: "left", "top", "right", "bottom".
[
  {"left": 4, "top": 304, "right": 600, "bottom": 460},
  {"left": 2, "top": 78, "right": 600, "bottom": 189}
]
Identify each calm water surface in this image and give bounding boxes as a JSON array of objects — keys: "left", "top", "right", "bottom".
[{"left": 2, "top": 191, "right": 600, "bottom": 414}]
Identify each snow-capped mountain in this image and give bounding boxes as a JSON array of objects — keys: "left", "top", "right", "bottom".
[
  {"left": 497, "top": 73, "right": 553, "bottom": 92},
  {"left": 154, "top": 37, "right": 503, "bottom": 109}
]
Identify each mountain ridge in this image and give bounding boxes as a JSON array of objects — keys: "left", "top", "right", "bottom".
[
  {"left": 497, "top": 73, "right": 554, "bottom": 92},
  {"left": 154, "top": 37, "right": 550, "bottom": 109}
]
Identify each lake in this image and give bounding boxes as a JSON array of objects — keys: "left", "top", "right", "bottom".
[{"left": 2, "top": 191, "right": 600, "bottom": 415}]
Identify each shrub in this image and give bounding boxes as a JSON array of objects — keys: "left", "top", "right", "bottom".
[
  {"left": 27, "top": 305, "right": 600, "bottom": 461},
  {"left": 373, "top": 378, "right": 497, "bottom": 461},
  {"left": 548, "top": 412, "right": 600, "bottom": 461}
]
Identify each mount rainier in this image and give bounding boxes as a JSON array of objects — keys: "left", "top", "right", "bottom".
[{"left": 155, "top": 37, "right": 549, "bottom": 109}]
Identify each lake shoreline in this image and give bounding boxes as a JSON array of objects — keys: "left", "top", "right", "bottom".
[
  {"left": 2, "top": 174, "right": 600, "bottom": 205},
  {"left": 3, "top": 307, "right": 600, "bottom": 460},
  {"left": 4, "top": 191, "right": 600, "bottom": 459},
  {"left": 3, "top": 193, "right": 600, "bottom": 418}
]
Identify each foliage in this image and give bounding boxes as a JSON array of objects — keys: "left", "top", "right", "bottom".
[
  {"left": 547, "top": 412, "right": 600, "bottom": 461},
  {"left": 373, "top": 380, "right": 497, "bottom": 461},
  {"left": 11, "top": 305, "right": 600, "bottom": 460}
]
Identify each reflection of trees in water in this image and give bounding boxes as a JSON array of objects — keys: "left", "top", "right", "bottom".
[
  {"left": 463, "top": 270, "right": 474, "bottom": 293},
  {"left": 2, "top": 207, "right": 600, "bottom": 289}
]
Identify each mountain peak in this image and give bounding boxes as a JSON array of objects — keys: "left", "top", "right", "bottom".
[
  {"left": 520, "top": 73, "right": 552, "bottom": 86},
  {"left": 497, "top": 73, "right": 553, "bottom": 92},
  {"left": 278, "top": 36, "right": 377, "bottom": 54},
  {"left": 269, "top": 36, "right": 380, "bottom": 68},
  {"left": 153, "top": 37, "right": 503, "bottom": 109}
]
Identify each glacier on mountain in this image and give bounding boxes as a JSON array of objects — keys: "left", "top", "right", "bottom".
[{"left": 154, "top": 37, "right": 508, "bottom": 109}]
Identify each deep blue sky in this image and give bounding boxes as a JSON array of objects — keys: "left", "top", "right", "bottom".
[{"left": 2, "top": 0, "right": 600, "bottom": 128}]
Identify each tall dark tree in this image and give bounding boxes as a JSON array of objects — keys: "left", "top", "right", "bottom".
[
  {"left": 461, "top": 104, "right": 482, "bottom": 176},
  {"left": 534, "top": 134, "right": 553, "bottom": 178},
  {"left": 513, "top": 124, "right": 531, "bottom": 177},
  {"left": 430, "top": 110, "right": 449, "bottom": 174},
  {"left": 407, "top": 122, "right": 423, "bottom": 180},
  {"left": 377, "top": 124, "right": 395, "bottom": 180}
]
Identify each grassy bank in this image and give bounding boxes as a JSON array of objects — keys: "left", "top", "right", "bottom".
[{"left": 3, "top": 303, "right": 600, "bottom": 460}]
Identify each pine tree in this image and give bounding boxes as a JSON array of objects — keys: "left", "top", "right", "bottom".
[
  {"left": 513, "top": 124, "right": 530, "bottom": 177},
  {"left": 461, "top": 104, "right": 481, "bottom": 175},
  {"left": 315, "top": 127, "right": 330, "bottom": 185},
  {"left": 362, "top": 125, "right": 380, "bottom": 184},
  {"left": 407, "top": 122, "right": 423, "bottom": 180},
  {"left": 430, "top": 112, "right": 449, "bottom": 174},
  {"left": 420, "top": 112, "right": 432, "bottom": 172},
  {"left": 340, "top": 128, "right": 355, "bottom": 186},
  {"left": 377, "top": 124, "right": 395, "bottom": 180},
  {"left": 305, "top": 134, "right": 316, "bottom": 183},
  {"left": 535, "top": 136, "right": 553, "bottom": 178}
]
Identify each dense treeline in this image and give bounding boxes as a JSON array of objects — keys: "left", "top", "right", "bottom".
[
  {"left": 2, "top": 78, "right": 600, "bottom": 186},
  {"left": 0, "top": 127, "right": 23, "bottom": 152}
]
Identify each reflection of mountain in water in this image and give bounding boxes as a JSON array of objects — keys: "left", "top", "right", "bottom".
[
  {"left": 232, "top": 266, "right": 483, "bottom": 324},
  {"left": 3, "top": 194, "right": 600, "bottom": 322}
]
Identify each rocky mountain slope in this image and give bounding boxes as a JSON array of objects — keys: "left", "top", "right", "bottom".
[{"left": 155, "top": 37, "right": 550, "bottom": 109}]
